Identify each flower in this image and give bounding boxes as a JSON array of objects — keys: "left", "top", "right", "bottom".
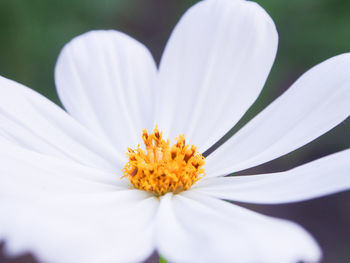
[{"left": 0, "top": 0, "right": 349, "bottom": 262}]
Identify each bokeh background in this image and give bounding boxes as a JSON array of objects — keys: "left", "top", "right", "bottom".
[{"left": 0, "top": 0, "right": 349, "bottom": 262}]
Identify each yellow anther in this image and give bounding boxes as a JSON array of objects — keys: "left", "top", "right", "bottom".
[{"left": 123, "top": 126, "right": 205, "bottom": 196}]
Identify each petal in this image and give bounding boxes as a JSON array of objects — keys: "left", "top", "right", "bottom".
[
  {"left": 156, "top": 192, "right": 320, "bottom": 263},
  {"left": 0, "top": 136, "right": 157, "bottom": 262},
  {"left": 0, "top": 138, "right": 128, "bottom": 196},
  {"left": 0, "top": 75, "right": 125, "bottom": 173},
  {"left": 55, "top": 30, "right": 157, "bottom": 152},
  {"left": 195, "top": 149, "right": 350, "bottom": 204},
  {"left": 206, "top": 53, "right": 350, "bottom": 176},
  {"left": 155, "top": 0, "right": 278, "bottom": 152},
  {"left": 1, "top": 191, "right": 158, "bottom": 263}
]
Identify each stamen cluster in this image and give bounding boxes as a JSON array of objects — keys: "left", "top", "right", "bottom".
[{"left": 123, "top": 127, "right": 205, "bottom": 196}]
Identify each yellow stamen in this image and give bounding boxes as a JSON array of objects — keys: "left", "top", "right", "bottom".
[{"left": 123, "top": 126, "right": 205, "bottom": 196}]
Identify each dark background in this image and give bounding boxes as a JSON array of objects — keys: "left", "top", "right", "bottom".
[{"left": 0, "top": 0, "right": 349, "bottom": 262}]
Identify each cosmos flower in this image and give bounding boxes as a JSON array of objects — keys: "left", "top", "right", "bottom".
[{"left": 0, "top": 0, "right": 349, "bottom": 262}]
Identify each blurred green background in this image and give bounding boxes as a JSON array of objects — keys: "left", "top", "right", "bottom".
[{"left": 0, "top": 0, "right": 349, "bottom": 262}]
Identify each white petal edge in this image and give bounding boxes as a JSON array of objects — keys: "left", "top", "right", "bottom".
[
  {"left": 0, "top": 75, "right": 125, "bottom": 173},
  {"left": 1, "top": 192, "right": 158, "bottom": 263},
  {"left": 156, "top": 191, "right": 321, "bottom": 263},
  {"left": 195, "top": 149, "right": 350, "bottom": 204},
  {"left": 206, "top": 53, "right": 350, "bottom": 177},
  {"left": 55, "top": 30, "right": 157, "bottom": 153},
  {"left": 154, "top": 0, "right": 278, "bottom": 152},
  {"left": 0, "top": 138, "right": 129, "bottom": 196}
]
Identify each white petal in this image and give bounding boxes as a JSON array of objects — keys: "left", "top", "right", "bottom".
[
  {"left": 55, "top": 30, "right": 157, "bottom": 152},
  {"left": 195, "top": 149, "right": 350, "bottom": 204},
  {"left": 1, "top": 63, "right": 157, "bottom": 261},
  {"left": 1, "top": 191, "right": 158, "bottom": 263},
  {"left": 156, "top": 192, "right": 320, "bottom": 263},
  {"left": 0, "top": 138, "right": 153, "bottom": 262},
  {"left": 0, "top": 138, "right": 127, "bottom": 197},
  {"left": 206, "top": 53, "right": 350, "bottom": 176},
  {"left": 155, "top": 0, "right": 278, "bottom": 152},
  {"left": 0, "top": 75, "right": 125, "bottom": 173}
]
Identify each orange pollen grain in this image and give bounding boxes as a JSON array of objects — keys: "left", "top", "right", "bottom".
[{"left": 122, "top": 126, "right": 205, "bottom": 196}]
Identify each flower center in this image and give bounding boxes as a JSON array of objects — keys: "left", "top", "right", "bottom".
[{"left": 123, "top": 126, "right": 205, "bottom": 196}]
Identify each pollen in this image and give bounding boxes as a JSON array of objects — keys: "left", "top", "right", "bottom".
[{"left": 123, "top": 126, "right": 205, "bottom": 197}]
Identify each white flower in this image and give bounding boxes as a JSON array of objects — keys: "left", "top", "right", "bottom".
[{"left": 0, "top": 0, "right": 349, "bottom": 262}]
